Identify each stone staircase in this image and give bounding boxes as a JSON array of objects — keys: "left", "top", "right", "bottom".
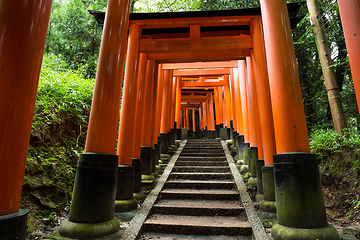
[{"left": 140, "top": 139, "right": 253, "bottom": 239}]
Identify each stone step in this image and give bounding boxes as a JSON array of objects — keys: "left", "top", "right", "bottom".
[
  {"left": 178, "top": 156, "right": 227, "bottom": 161},
  {"left": 151, "top": 199, "right": 245, "bottom": 216},
  {"left": 164, "top": 180, "right": 235, "bottom": 189},
  {"left": 180, "top": 152, "right": 225, "bottom": 157},
  {"left": 160, "top": 189, "right": 239, "bottom": 200},
  {"left": 140, "top": 232, "right": 252, "bottom": 240},
  {"left": 172, "top": 166, "right": 230, "bottom": 173},
  {"left": 143, "top": 215, "right": 252, "bottom": 236},
  {"left": 182, "top": 149, "right": 224, "bottom": 153},
  {"left": 168, "top": 172, "right": 233, "bottom": 180},
  {"left": 175, "top": 161, "right": 228, "bottom": 166}
]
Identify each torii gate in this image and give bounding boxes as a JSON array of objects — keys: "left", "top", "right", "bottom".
[{"left": 2, "top": 1, "right": 355, "bottom": 239}]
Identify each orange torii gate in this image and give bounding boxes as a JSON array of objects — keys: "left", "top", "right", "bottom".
[{"left": 0, "top": 1, "right": 343, "bottom": 239}]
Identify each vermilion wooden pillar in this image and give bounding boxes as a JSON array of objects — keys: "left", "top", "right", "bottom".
[
  {"left": 186, "top": 109, "right": 190, "bottom": 130},
  {"left": 202, "top": 102, "right": 208, "bottom": 130},
  {"left": 224, "top": 75, "right": 233, "bottom": 128},
  {"left": 247, "top": 57, "right": 257, "bottom": 148},
  {"left": 141, "top": 60, "right": 156, "bottom": 147},
  {"left": 170, "top": 76, "right": 177, "bottom": 129},
  {"left": 132, "top": 53, "right": 148, "bottom": 159},
  {"left": 222, "top": 87, "right": 228, "bottom": 128},
  {"left": 239, "top": 61, "right": 249, "bottom": 143},
  {"left": 337, "top": 0, "right": 360, "bottom": 116},
  {"left": 230, "top": 69, "right": 239, "bottom": 133},
  {"left": 154, "top": 65, "right": 164, "bottom": 143},
  {"left": 60, "top": 0, "right": 131, "bottom": 237},
  {"left": 150, "top": 63, "right": 160, "bottom": 147},
  {"left": 260, "top": 0, "right": 338, "bottom": 238},
  {"left": 250, "top": 54, "right": 264, "bottom": 160},
  {"left": 0, "top": 0, "right": 52, "bottom": 226},
  {"left": 216, "top": 87, "right": 224, "bottom": 125},
  {"left": 233, "top": 68, "right": 244, "bottom": 135},
  {"left": 117, "top": 23, "right": 142, "bottom": 165},
  {"left": 209, "top": 94, "right": 216, "bottom": 131},
  {"left": 160, "top": 70, "right": 172, "bottom": 134},
  {"left": 250, "top": 19, "right": 276, "bottom": 166},
  {"left": 192, "top": 108, "right": 196, "bottom": 132},
  {"left": 175, "top": 77, "right": 182, "bottom": 129}
]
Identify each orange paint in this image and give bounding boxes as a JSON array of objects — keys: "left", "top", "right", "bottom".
[
  {"left": 251, "top": 54, "right": 264, "bottom": 160},
  {"left": 117, "top": 23, "right": 142, "bottom": 165},
  {"left": 85, "top": 0, "right": 131, "bottom": 154},
  {"left": 224, "top": 75, "right": 233, "bottom": 127},
  {"left": 246, "top": 57, "right": 257, "bottom": 147},
  {"left": 337, "top": 0, "right": 360, "bottom": 117},
  {"left": 230, "top": 69, "right": 238, "bottom": 133},
  {"left": 209, "top": 94, "right": 215, "bottom": 131},
  {"left": 150, "top": 63, "right": 159, "bottom": 147},
  {"left": 250, "top": 19, "right": 276, "bottom": 165},
  {"left": 238, "top": 60, "right": 249, "bottom": 142},
  {"left": 141, "top": 60, "right": 156, "bottom": 147},
  {"left": 175, "top": 77, "right": 182, "bottom": 128},
  {"left": 192, "top": 108, "right": 196, "bottom": 132},
  {"left": 132, "top": 53, "right": 148, "bottom": 159},
  {"left": 233, "top": 68, "right": 244, "bottom": 135},
  {"left": 260, "top": 0, "right": 310, "bottom": 153},
  {"left": 155, "top": 65, "right": 164, "bottom": 143},
  {"left": 0, "top": 0, "right": 52, "bottom": 215},
  {"left": 160, "top": 70, "right": 172, "bottom": 133},
  {"left": 170, "top": 76, "right": 177, "bottom": 129}
]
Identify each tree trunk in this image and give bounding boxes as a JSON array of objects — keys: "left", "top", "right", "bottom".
[{"left": 307, "top": 0, "right": 347, "bottom": 134}]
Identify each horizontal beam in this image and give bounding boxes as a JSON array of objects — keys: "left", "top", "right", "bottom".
[
  {"left": 163, "top": 61, "right": 238, "bottom": 70},
  {"left": 174, "top": 68, "right": 230, "bottom": 77},
  {"left": 131, "top": 15, "right": 261, "bottom": 29},
  {"left": 181, "top": 104, "right": 202, "bottom": 108},
  {"left": 142, "top": 30, "right": 250, "bottom": 40},
  {"left": 182, "top": 81, "right": 225, "bottom": 87},
  {"left": 140, "top": 35, "right": 252, "bottom": 53},
  {"left": 148, "top": 49, "right": 250, "bottom": 62},
  {"left": 182, "top": 96, "right": 209, "bottom": 102}
]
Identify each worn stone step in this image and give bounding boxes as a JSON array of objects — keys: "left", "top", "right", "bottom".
[
  {"left": 164, "top": 180, "right": 235, "bottom": 189},
  {"left": 180, "top": 152, "right": 225, "bottom": 157},
  {"left": 172, "top": 166, "right": 230, "bottom": 173},
  {"left": 151, "top": 199, "right": 245, "bottom": 216},
  {"left": 140, "top": 232, "right": 252, "bottom": 240},
  {"left": 175, "top": 161, "right": 228, "bottom": 166},
  {"left": 169, "top": 172, "right": 233, "bottom": 180},
  {"left": 178, "top": 156, "right": 227, "bottom": 161},
  {"left": 143, "top": 215, "right": 252, "bottom": 236},
  {"left": 160, "top": 189, "right": 239, "bottom": 200},
  {"left": 182, "top": 149, "right": 223, "bottom": 153}
]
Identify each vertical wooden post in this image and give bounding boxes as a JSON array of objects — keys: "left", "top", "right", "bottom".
[
  {"left": 239, "top": 60, "right": 249, "bottom": 143},
  {"left": 0, "top": 0, "right": 52, "bottom": 217},
  {"left": 337, "top": 0, "right": 360, "bottom": 116},
  {"left": 85, "top": 0, "right": 130, "bottom": 154},
  {"left": 141, "top": 60, "right": 156, "bottom": 147},
  {"left": 217, "top": 87, "right": 224, "bottom": 125},
  {"left": 155, "top": 65, "right": 164, "bottom": 142},
  {"left": 175, "top": 77, "right": 182, "bottom": 129},
  {"left": 132, "top": 53, "right": 148, "bottom": 159},
  {"left": 250, "top": 19, "right": 276, "bottom": 165},
  {"left": 247, "top": 57, "right": 257, "bottom": 148},
  {"left": 209, "top": 94, "right": 216, "bottom": 131},
  {"left": 230, "top": 69, "right": 239, "bottom": 133},
  {"left": 260, "top": 0, "right": 310, "bottom": 154},
  {"left": 192, "top": 108, "right": 196, "bottom": 132},
  {"left": 222, "top": 87, "right": 228, "bottom": 128},
  {"left": 160, "top": 70, "right": 172, "bottom": 134},
  {"left": 260, "top": 1, "right": 338, "bottom": 238},
  {"left": 224, "top": 75, "right": 233, "bottom": 128},
  {"left": 117, "top": 23, "right": 142, "bottom": 165},
  {"left": 233, "top": 68, "right": 244, "bottom": 135},
  {"left": 170, "top": 76, "right": 177, "bottom": 129}
]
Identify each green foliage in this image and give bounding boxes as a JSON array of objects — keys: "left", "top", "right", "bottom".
[
  {"left": 26, "top": 54, "right": 94, "bottom": 211},
  {"left": 309, "top": 128, "right": 360, "bottom": 152},
  {"left": 46, "top": 0, "right": 107, "bottom": 78}
]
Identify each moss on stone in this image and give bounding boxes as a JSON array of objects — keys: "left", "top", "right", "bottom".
[
  {"left": 271, "top": 223, "right": 339, "bottom": 240},
  {"left": 115, "top": 198, "right": 138, "bottom": 213}
]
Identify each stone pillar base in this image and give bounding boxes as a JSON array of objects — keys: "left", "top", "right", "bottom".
[
  {"left": 272, "top": 223, "right": 339, "bottom": 240},
  {"left": 59, "top": 218, "right": 119, "bottom": 239}
]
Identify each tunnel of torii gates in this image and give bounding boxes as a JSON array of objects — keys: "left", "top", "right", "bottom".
[{"left": 2, "top": 0, "right": 360, "bottom": 239}]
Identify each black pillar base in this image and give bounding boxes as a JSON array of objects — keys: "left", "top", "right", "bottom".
[
  {"left": 176, "top": 129, "right": 181, "bottom": 140},
  {"left": 215, "top": 124, "right": 220, "bottom": 138},
  {"left": 115, "top": 165, "right": 137, "bottom": 213},
  {"left": 0, "top": 209, "right": 28, "bottom": 240},
  {"left": 256, "top": 159, "right": 265, "bottom": 202},
  {"left": 272, "top": 153, "right": 339, "bottom": 239},
  {"left": 132, "top": 158, "right": 144, "bottom": 201},
  {"left": 170, "top": 129, "right": 176, "bottom": 146},
  {"left": 181, "top": 128, "right": 188, "bottom": 140},
  {"left": 237, "top": 135, "right": 245, "bottom": 160},
  {"left": 59, "top": 153, "right": 119, "bottom": 238},
  {"left": 259, "top": 165, "right": 276, "bottom": 213},
  {"left": 160, "top": 133, "right": 169, "bottom": 154},
  {"left": 226, "top": 127, "right": 231, "bottom": 140},
  {"left": 141, "top": 146, "right": 154, "bottom": 180}
]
